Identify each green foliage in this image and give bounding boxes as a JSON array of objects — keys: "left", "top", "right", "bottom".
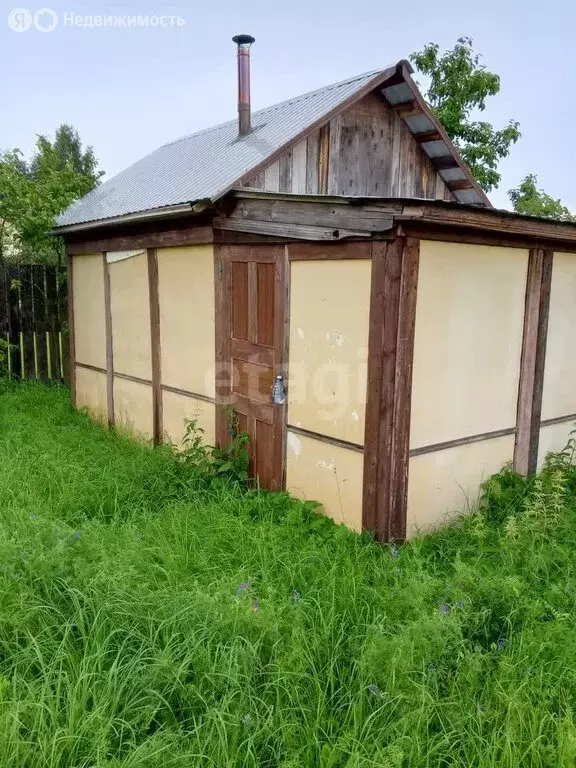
[
  {"left": 509, "top": 173, "right": 575, "bottom": 221},
  {"left": 0, "top": 125, "right": 103, "bottom": 264},
  {"left": 411, "top": 37, "right": 521, "bottom": 192},
  {"left": 0, "top": 339, "right": 13, "bottom": 376},
  {"left": 2, "top": 382, "right": 576, "bottom": 765},
  {"left": 180, "top": 417, "right": 250, "bottom": 484}
]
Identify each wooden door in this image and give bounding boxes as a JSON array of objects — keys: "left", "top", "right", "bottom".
[{"left": 215, "top": 245, "right": 288, "bottom": 490}]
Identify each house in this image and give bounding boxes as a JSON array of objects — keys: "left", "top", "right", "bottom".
[{"left": 55, "top": 37, "right": 576, "bottom": 540}]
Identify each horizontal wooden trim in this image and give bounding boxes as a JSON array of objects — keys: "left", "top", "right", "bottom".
[
  {"left": 398, "top": 203, "right": 576, "bottom": 245},
  {"left": 409, "top": 426, "right": 517, "bottom": 458},
  {"left": 231, "top": 338, "right": 274, "bottom": 367},
  {"left": 66, "top": 225, "right": 214, "bottom": 255},
  {"left": 160, "top": 384, "right": 216, "bottom": 404},
  {"left": 287, "top": 424, "right": 364, "bottom": 453},
  {"left": 395, "top": 224, "right": 576, "bottom": 252},
  {"left": 213, "top": 217, "right": 370, "bottom": 242},
  {"left": 288, "top": 241, "right": 373, "bottom": 260},
  {"left": 75, "top": 361, "right": 106, "bottom": 375},
  {"left": 540, "top": 413, "right": 576, "bottom": 428},
  {"left": 113, "top": 371, "right": 153, "bottom": 387}
]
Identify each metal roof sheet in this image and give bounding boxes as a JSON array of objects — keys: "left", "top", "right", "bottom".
[{"left": 57, "top": 68, "right": 385, "bottom": 227}]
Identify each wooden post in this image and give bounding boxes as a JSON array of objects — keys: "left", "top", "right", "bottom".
[
  {"left": 147, "top": 248, "right": 162, "bottom": 445},
  {"left": 514, "top": 248, "right": 553, "bottom": 475},
  {"left": 67, "top": 253, "right": 76, "bottom": 406},
  {"left": 363, "top": 236, "right": 420, "bottom": 541},
  {"left": 103, "top": 254, "right": 115, "bottom": 427}
]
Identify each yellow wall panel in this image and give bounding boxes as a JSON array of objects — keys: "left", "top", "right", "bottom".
[
  {"left": 72, "top": 253, "right": 106, "bottom": 369},
  {"left": 286, "top": 430, "right": 363, "bottom": 530},
  {"left": 109, "top": 252, "right": 151, "bottom": 380},
  {"left": 158, "top": 245, "right": 215, "bottom": 398},
  {"left": 162, "top": 390, "right": 216, "bottom": 448},
  {"left": 288, "top": 260, "right": 371, "bottom": 445},
  {"left": 407, "top": 435, "right": 515, "bottom": 537},
  {"left": 75, "top": 366, "right": 107, "bottom": 424},
  {"left": 541, "top": 252, "right": 576, "bottom": 421},
  {"left": 113, "top": 376, "right": 153, "bottom": 439},
  {"left": 411, "top": 241, "right": 527, "bottom": 448},
  {"left": 537, "top": 421, "right": 576, "bottom": 470}
]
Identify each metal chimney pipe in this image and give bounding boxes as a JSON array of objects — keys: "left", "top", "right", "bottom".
[{"left": 232, "top": 34, "right": 255, "bottom": 136}]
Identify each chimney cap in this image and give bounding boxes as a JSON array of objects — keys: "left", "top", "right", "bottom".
[{"left": 232, "top": 34, "right": 255, "bottom": 47}]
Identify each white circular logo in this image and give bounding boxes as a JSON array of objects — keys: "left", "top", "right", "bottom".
[
  {"left": 7, "top": 7, "right": 32, "bottom": 31},
  {"left": 34, "top": 7, "right": 57, "bottom": 32}
]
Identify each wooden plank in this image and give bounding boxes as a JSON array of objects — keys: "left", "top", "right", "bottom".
[
  {"left": 363, "top": 236, "right": 419, "bottom": 541},
  {"left": 103, "top": 254, "right": 114, "bottom": 427},
  {"left": 363, "top": 241, "right": 392, "bottom": 536},
  {"left": 318, "top": 125, "right": 330, "bottom": 194},
  {"left": 160, "top": 384, "right": 216, "bottom": 404},
  {"left": 410, "top": 426, "right": 517, "bottom": 457},
  {"left": 213, "top": 217, "right": 371, "bottom": 241},
  {"left": 226, "top": 197, "right": 395, "bottom": 232},
  {"left": 399, "top": 203, "right": 576, "bottom": 245},
  {"left": 288, "top": 241, "right": 373, "bottom": 260},
  {"left": 414, "top": 130, "right": 442, "bottom": 143},
  {"left": 305, "top": 133, "right": 319, "bottom": 194},
  {"left": 233, "top": 358, "right": 274, "bottom": 403},
  {"left": 288, "top": 424, "right": 364, "bottom": 453},
  {"left": 75, "top": 361, "right": 107, "bottom": 374},
  {"left": 247, "top": 261, "right": 258, "bottom": 343},
  {"left": 113, "top": 371, "right": 152, "bottom": 386},
  {"left": 214, "top": 244, "right": 231, "bottom": 447},
  {"left": 291, "top": 140, "right": 307, "bottom": 194},
  {"left": 278, "top": 150, "right": 293, "bottom": 193},
  {"left": 232, "top": 392, "right": 274, "bottom": 425},
  {"left": 390, "top": 114, "right": 402, "bottom": 195},
  {"left": 529, "top": 251, "right": 553, "bottom": 470},
  {"left": 66, "top": 225, "right": 213, "bottom": 255},
  {"left": 264, "top": 161, "right": 280, "bottom": 192},
  {"left": 389, "top": 237, "right": 419, "bottom": 539},
  {"left": 232, "top": 261, "right": 249, "bottom": 340},
  {"left": 231, "top": 338, "right": 274, "bottom": 367},
  {"left": 256, "top": 262, "right": 275, "bottom": 346},
  {"left": 327, "top": 115, "right": 341, "bottom": 194},
  {"left": 148, "top": 248, "right": 162, "bottom": 444},
  {"left": 67, "top": 253, "right": 76, "bottom": 406},
  {"left": 273, "top": 244, "right": 290, "bottom": 489},
  {"left": 514, "top": 249, "right": 553, "bottom": 475}
]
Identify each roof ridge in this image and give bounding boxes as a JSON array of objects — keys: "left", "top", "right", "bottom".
[{"left": 161, "top": 67, "right": 385, "bottom": 149}]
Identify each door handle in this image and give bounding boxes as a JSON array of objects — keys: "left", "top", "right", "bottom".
[{"left": 271, "top": 374, "right": 286, "bottom": 405}]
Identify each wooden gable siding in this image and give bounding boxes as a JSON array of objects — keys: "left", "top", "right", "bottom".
[{"left": 243, "top": 93, "right": 454, "bottom": 201}]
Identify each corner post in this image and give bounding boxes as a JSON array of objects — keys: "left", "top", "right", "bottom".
[
  {"left": 67, "top": 251, "right": 76, "bottom": 406},
  {"left": 514, "top": 248, "right": 553, "bottom": 475},
  {"left": 363, "top": 236, "right": 420, "bottom": 541},
  {"left": 103, "top": 253, "right": 114, "bottom": 428},
  {"left": 147, "top": 248, "right": 162, "bottom": 445}
]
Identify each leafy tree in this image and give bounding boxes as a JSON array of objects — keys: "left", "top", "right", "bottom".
[
  {"left": 508, "top": 174, "right": 574, "bottom": 221},
  {"left": 29, "top": 124, "right": 103, "bottom": 189},
  {"left": 0, "top": 125, "right": 103, "bottom": 263},
  {"left": 411, "top": 37, "right": 521, "bottom": 192}
]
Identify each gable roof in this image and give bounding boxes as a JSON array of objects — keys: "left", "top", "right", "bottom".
[{"left": 55, "top": 61, "right": 489, "bottom": 231}]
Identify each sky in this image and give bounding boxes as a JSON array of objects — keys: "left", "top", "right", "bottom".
[{"left": 1, "top": 0, "right": 574, "bottom": 211}]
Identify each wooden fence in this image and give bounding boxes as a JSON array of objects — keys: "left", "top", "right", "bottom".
[{"left": 0, "top": 265, "right": 68, "bottom": 381}]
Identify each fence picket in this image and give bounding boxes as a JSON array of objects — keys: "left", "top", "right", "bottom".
[{"left": 0, "top": 264, "right": 67, "bottom": 382}]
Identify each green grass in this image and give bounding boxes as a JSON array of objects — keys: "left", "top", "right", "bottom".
[{"left": 1, "top": 380, "right": 576, "bottom": 766}]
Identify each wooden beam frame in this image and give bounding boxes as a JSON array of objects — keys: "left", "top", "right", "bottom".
[
  {"left": 102, "top": 253, "right": 114, "bottom": 427},
  {"left": 514, "top": 249, "right": 553, "bottom": 474},
  {"left": 67, "top": 252, "right": 76, "bottom": 405},
  {"left": 147, "top": 248, "right": 162, "bottom": 444},
  {"left": 66, "top": 225, "right": 213, "bottom": 255},
  {"left": 363, "top": 236, "right": 420, "bottom": 541}
]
